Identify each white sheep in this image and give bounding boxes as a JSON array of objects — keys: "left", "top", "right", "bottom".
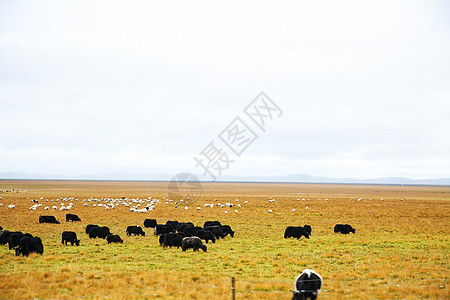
[
  {"left": 8, "top": 204, "right": 15, "bottom": 209},
  {"left": 268, "top": 209, "right": 273, "bottom": 213}
]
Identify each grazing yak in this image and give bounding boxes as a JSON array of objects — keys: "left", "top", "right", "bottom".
[
  {"left": 221, "top": 225, "right": 235, "bottom": 237},
  {"left": 183, "top": 226, "right": 203, "bottom": 237},
  {"left": 303, "top": 225, "right": 312, "bottom": 236},
  {"left": 39, "top": 215, "right": 60, "bottom": 224},
  {"left": 334, "top": 224, "right": 355, "bottom": 234},
  {"left": 89, "top": 226, "right": 111, "bottom": 239},
  {"left": 177, "top": 222, "right": 194, "bottom": 232},
  {"left": 290, "top": 269, "right": 323, "bottom": 300},
  {"left": 162, "top": 232, "right": 186, "bottom": 248},
  {"left": 196, "top": 230, "right": 216, "bottom": 244},
  {"left": 15, "top": 236, "right": 44, "bottom": 257},
  {"left": 182, "top": 236, "right": 207, "bottom": 252},
  {"left": 66, "top": 213, "right": 81, "bottom": 222},
  {"left": 8, "top": 232, "right": 32, "bottom": 250},
  {"left": 143, "top": 219, "right": 157, "bottom": 228},
  {"left": 154, "top": 224, "right": 173, "bottom": 235},
  {"left": 204, "top": 226, "right": 225, "bottom": 239},
  {"left": 126, "top": 226, "right": 145, "bottom": 236},
  {"left": 284, "top": 226, "right": 310, "bottom": 239},
  {"left": 0, "top": 230, "right": 16, "bottom": 245},
  {"left": 106, "top": 234, "right": 123, "bottom": 244},
  {"left": 61, "top": 231, "right": 80, "bottom": 246},
  {"left": 85, "top": 224, "right": 99, "bottom": 234},
  {"left": 166, "top": 220, "right": 179, "bottom": 230}
]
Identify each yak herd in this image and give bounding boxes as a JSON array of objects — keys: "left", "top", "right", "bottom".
[
  {"left": 152, "top": 219, "right": 235, "bottom": 252},
  {"left": 0, "top": 211, "right": 355, "bottom": 257},
  {"left": 0, "top": 227, "right": 44, "bottom": 257},
  {"left": 0, "top": 215, "right": 236, "bottom": 256}
]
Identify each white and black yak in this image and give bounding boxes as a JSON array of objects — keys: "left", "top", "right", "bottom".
[{"left": 290, "top": 269, "right": 323, "bottom": 300}]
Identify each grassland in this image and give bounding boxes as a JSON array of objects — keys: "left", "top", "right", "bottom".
[{"left": 0, "top": 180, "right": 449, "bottom": 299}]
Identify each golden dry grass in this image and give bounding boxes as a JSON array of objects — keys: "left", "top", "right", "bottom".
[{"left": 0, "top": 180, "right": 449, "bottom": 299}]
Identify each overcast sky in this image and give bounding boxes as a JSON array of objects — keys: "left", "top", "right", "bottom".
[{"left": 0, "top": 1, "right": 449, "bottom": 180}]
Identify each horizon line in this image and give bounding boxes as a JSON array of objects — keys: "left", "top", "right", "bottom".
[{"left": 0, "top": 178, "right": 449, "bottom": 187}]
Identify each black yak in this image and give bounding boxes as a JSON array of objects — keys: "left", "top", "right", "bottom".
[{"left": 182, "top": 237, "right": 207, "bottom": 252}]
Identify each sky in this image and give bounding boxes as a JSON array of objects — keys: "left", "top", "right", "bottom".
[{"left": 0, "top": 0, "right": 449, "bottom": 180}]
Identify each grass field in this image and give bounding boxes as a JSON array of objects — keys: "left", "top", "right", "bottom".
[{"left": 0, "top": 180, "right": 449, "bottom": 299}]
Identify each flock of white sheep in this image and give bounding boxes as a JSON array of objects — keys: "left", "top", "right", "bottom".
[
  {"left": 0, "top": 194, "right": 403, "bottom": 214},
  {"left": 0, "top": 195, "right": 252, "bottom": 214}
]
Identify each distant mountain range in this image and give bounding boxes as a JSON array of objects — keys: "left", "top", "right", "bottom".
[{"left": 0, "top": 172, "right": 449, "bottom": 185}]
